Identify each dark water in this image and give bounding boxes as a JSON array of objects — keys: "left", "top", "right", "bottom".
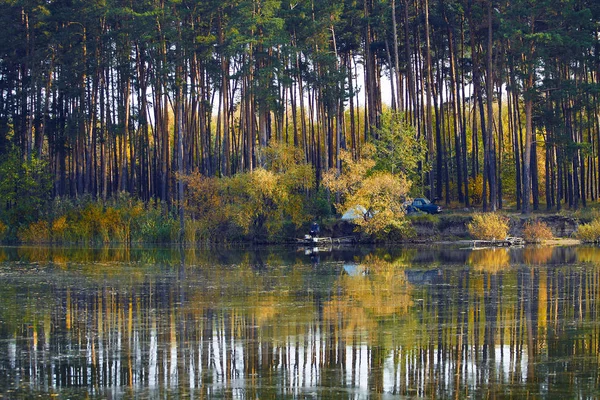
[{"left": 0, "top": 245, "right": 599, "bottom": 398}]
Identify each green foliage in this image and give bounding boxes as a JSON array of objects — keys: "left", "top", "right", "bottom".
[
  {"left": 0, "top": 152, "right": 52, "bottom": 241},
  {"left": 467, "top": 213, "right": 510, "bottom": 241},
  {"left": 372, "top": 110, "right": 428, "bottom": 184},
  {"left": 409, "top": 213, "right": 439, "bottom": 226},
  {"left": 568, "top": 207, "right": 600, "bottom": 224},
  {"left": 134, "top": 207, "right": 179, "bottom": 243},
  {"left": 305, "top": 188, "right": 334, "bottom": 220}
]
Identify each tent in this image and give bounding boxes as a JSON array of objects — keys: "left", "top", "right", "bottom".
[{"left": 341, "top": 205, "right": 368, "bottom": 221}]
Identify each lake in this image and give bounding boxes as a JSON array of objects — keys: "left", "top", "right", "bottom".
[{"left": 0, "top": 244, "right": 599, "bottom": 398}]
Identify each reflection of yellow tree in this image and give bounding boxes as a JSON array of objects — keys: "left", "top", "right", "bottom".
[
  {"left": 468, "top": 249, "right": 510, "bottom": 274},
  {"left": 523, "top": 247, "right": 554, "bottom": 265},
  {"left": 183, "top": 261, "right": 319, "bottom": 342},
  {"left": 576, "top": 247, "right": 600, "bottom": 264},
  {"left": 323, "top": 255, "right": 413, "bottom": 344}
]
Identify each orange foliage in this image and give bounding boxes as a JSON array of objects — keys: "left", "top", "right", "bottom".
[{"left": 523, "top": 220, "right": 553, "bottom": 243}]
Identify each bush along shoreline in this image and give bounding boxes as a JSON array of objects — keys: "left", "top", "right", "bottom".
[{"left": 1, "top": 196, "right": 586, "bottom": 246}]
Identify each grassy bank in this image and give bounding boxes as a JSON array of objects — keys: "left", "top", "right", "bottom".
[
  {"left": 1, "top": 195, "right": 337, "bottom": 245},
  {"left": 3, "top": 198, "right": 588, "bottom": 246}
]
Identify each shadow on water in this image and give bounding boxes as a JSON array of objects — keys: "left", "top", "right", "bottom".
[{"left": 1, "top": 244, "right": 600, "bottom": 398}]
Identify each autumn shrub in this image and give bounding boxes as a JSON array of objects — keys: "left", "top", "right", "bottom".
[
  {"left": 182, "top": 144, "right": 316, "bottom": 242},
  {"left": 183, "top": 219, "right": 205, "bottom": 244},
  {"left": 576, "top": 218, "right": 600, "bottom": 243},
  {"left": 66, "top": 202, "right": 103, "bottom": 242},
  {"left": 467, "top": 213, "right": 510, "bottom": 240},
  {"left": 523, "top": 220, "right": 553, "bottom": 243},
  {"left": 17, "top": 220, "right": 51, "bottom": 243},
  {"left": 234, "top": 168, "right": 287, "bottom": 237},
  {"left": 175, "top": 141, "right": 416, "bottom": 242},
  {"left": 107, "top": 195, "right": 146, "bottom": 243},
  {"left": 15, "top": 194, "right": 178, "bottom": 244},
  {"left": 51, "top": 215, "right": 68, "bottom": 242},
  {"left": 0, "top": 221, "right": 7, "bottom": 242},
  {"left": 47, "top": 200, "right": 99, "bottom": 243}
]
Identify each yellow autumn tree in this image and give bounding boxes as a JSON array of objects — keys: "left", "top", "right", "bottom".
[
  {"left": 322, "top": 145, "right": 376, "bottom": 201},
  {"left": 225, "top": 168, "right": 287, "bottom": 236},
  {"left": 180, "top": 173, "right": 229, "bottom": 239},
  {"left": 183, "top": 142, "right": 315, "bottom": 240},
  {"left": 346, "top": 172, "right": 411, "bottom": 236},
  {"left": 323, "top": 145, "right": 412, "bottom": 238},
  {"left": 264, "top": 140, "right": 315, "bottom": 227}
]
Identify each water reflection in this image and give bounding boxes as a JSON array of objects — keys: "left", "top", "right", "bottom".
[{"left": 1, "top": 246, "right": 600, "bottom": 398}]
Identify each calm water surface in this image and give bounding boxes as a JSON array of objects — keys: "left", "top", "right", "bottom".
[{"left": 0, "top": 245, "right": 599, "bottom": 398}]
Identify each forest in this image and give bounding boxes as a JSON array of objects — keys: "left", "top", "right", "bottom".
[{"left": 1, "top": 0, "right": 599, "bottom": 242}]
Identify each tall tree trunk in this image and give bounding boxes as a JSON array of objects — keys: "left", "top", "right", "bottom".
[
  {"left": 423, "top": 0, "right": 435, "bottom": 199},
  {"left": 392, "top": 0, "right": 402, "bottom": 112},
  {"left": 445, "top": 5, "right": 464, "bottom": 203},
  {"left": 522, "top": 73, "right": 534, "bottom": 214},
  {"left": 403, "top": 0, "right": 417, "bottom": 126},
  {"left": 486, "top": 2, "right": 497, "bottom": 211}
]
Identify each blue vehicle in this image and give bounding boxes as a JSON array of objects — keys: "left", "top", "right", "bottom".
[{"left": 411, "top": 197, "right": 442, "bottom": 214}]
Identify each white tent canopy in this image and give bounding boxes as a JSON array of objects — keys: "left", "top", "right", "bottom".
[{"left": 341, "top": 205, "right": 368, "bottom": 221}]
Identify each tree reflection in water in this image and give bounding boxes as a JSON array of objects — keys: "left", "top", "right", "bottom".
[{"left": 0, "top": 246, "right": 599, "bottom": 398}]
